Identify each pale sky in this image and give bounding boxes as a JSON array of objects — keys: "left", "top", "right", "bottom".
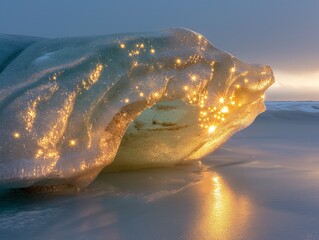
[{"left": 0, "top": 0, "right": 318, "bottom": 100}]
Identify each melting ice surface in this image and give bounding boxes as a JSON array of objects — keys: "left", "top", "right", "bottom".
[{"left": 0, "top": 29, "right": 274, "bottom": 188}]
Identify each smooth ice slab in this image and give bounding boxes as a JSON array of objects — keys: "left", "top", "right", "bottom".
[{"left": 0, "top": 29, "right": 274, "bottom": 188}]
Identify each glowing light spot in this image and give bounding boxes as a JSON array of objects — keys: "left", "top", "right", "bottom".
[
  {"left": 176, "top": 58, "right": 182, "bottom": 64},
  {"left": 183, "top": 86, "right": 189, "bottom": 91},
  {"left": 231, "top": 101, "right": 235, "bottom": 105},
  {"left": 191, "top": 75, "right": 197, "bottom": 81},
  {"left": 120, "top": 43, "right": 125, "bottom": 49},
  {"left": 221, "top": 106, "right": 229, "bottom": 113},
  {"left": 230, "top": 67, "right": 236, "bottom": 73},
  {"left": 154, "top": 92, "right": 159, "bottom": 97},
  {"left": 244, "top": 78, "right": 249, "bottom": 83},
  {"left": 198, "top": 35, "right": 202, "bottom": 40},
  {"left": 261, "top": 94, "right": 265, "bottom": 99},
  {"left": 236, "top": 84, "right": 241, "bottom": 89},
  {"left": 139, "top": 92, "right": 144, "bottom": 97},
  {"left": 208, "top": 125, "right": 216, "bottom": 134},
  {"left": 52, "top": 75, "right": 57, "bottom": 81},
  {"left": 124, "top": 98, "right": 130, "bottom": 103},
  {"left": 13, "top": 132, "right": 20, "bottom": 139},
  {"left": 35, "top": 149, "right": 44, "bottom": 158},
  {"left": 150, "top": 49, "right": 156, "bottom": 54},
  {"left": 132, "top": 61, "right": 138, "bottom": 67},
  {"left": 69, "top": 139, "right": 77, "bottom": 146},
  {"left": 140, "top": 43, "right": 144, "bottom": 48},
  {"left": 219, "top": 98, "right": 224, "bottom": 104},
  {"left": 213, "top": 176, "right": 219, "bottom": 183}
]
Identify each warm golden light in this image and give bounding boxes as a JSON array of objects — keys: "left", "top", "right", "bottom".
[
  {"left": 69, "top": 139, "right": 77, "bottom": 146},
  {"left": 212, "top": 176, "right": 219, "bottom": 183},
  {"left": 208, "top": 125, "right": 216, "bottom": 133},
  {"left": 35, "top": 92, "right": 76, "bottom": 160},
  {"left": 0, "top": 29, "right": 274, "bottom": 191},
  {"left": 35, "top": 149, "right": 44, "bottom": 159},
  {"left": 191, "top": 75, "right": 198, "bottom": 81},
  {"left": 132, "top": 61, "right": 138, "bottom": 67},
  {"left": 82, "top": 64, "right": 104, "bottom": 90},
  {"left": 221, "top": 106, "right": 229, "bottom": 113},
  {"left": 13, "top": 132, "right": 20, "bottom": 139},
  {"left": 189, "top": 172, "right": 254, "bottom": 239}
]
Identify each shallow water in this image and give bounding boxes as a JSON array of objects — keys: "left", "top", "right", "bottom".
[{"left": 1, "top": 102, "right": 319, "bottom": 240}]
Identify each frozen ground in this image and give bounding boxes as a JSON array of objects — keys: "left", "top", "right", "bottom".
[{"left": 0, "top": 101, "right": 319, "bottom": 240}]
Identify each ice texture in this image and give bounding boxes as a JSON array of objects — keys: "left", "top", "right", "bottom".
[
  {"left": 0, "top": 29, "right": 274, "bottom": 188},
  {"left": 0, "top": 34, "right": 42, "bottom": 74}
]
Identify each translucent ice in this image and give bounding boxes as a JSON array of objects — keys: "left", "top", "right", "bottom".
[{"left": 0, "top": 29, "right": 274, "bottom": 188}]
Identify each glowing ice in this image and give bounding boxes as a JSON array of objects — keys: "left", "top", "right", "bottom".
[{"left": 0, "top": 29, "right": 274, "bottom": 188}]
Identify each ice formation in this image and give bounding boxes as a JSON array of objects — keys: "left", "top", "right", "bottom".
[{"left": 0, "top": 29, "right": 274, "bottom": 188}]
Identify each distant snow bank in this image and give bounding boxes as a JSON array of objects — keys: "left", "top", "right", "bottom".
[{"left": 266, "top": 101, "right": 319, "bottom": 113}]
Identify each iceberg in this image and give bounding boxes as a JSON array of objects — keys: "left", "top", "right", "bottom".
[{"left": 0, "top": 29, "right": 274, "bottom": 188}]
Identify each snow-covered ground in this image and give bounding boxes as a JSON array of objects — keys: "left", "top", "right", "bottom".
[
  {"left": 1, "top": 101, "right": 319, "bottom": 240},
  {"left": 266, "top": 101, "right": 319, "bottom": 113}
]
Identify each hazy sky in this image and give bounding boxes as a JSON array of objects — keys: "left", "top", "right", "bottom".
[{"left": 0, "top": 0, "right": 318, "bottom": 100}]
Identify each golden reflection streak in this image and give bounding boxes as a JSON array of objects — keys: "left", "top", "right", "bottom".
[
  {"left": 82, "top": 64, "right": 104, "bottom": 90},
  {"left": 36, "top": 92, "right": 77, "bottom": 161},
  {"left": 24, "top": 84, "right": 59, "bottom": 132},
  {"left": 189, "top": 171, "right": 253, "bottom": 239}
]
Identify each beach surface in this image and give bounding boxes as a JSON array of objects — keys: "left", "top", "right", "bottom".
[{"left": 1, "top": 101, "right": 319, "bottom": 240}]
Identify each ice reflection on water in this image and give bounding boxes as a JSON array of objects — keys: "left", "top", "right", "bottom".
[
  {"left": 188, "top": 170, "right": 254, "bottom": 240},
  {"left": 0, "top": 162, "right": 256, "bottom": 239}
]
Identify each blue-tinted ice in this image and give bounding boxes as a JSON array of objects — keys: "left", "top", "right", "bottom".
[{"left": 0, "top": 29, "right": 274, "bottom": 188}]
